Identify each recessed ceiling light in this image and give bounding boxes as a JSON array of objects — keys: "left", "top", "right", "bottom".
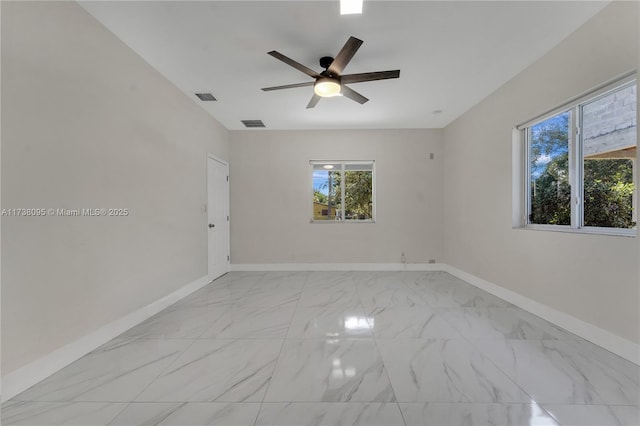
[
  {"left": 340, "top": 0, "right": 363, "bottom": 15},
  {"left": 323, "top": 165, "right": 335, "bottom": 169},
  {"left": 432, "top": 109, "right": 443, "bottom": 115}
]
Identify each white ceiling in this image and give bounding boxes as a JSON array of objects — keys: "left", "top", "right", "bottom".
[{"left": 79, "top": 1, "right": 608, "bottom": 130}]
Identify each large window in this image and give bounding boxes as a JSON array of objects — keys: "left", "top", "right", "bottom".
[
  {"left": 311, "top": 161, "right": 375, "bottom": 222},
  {"left": 521, "top": 77, "right": 636, "bottom": 234}
]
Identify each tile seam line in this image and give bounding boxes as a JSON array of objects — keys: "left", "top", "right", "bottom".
[
  {"left": 255, "top": 271, "right": 311, "bottom": 425},
  {"left": 124, "top": 275, "right": 230, "bottom": 407},
  {"left": 352, "top": 272, "right": 407, "bottom": 426}
]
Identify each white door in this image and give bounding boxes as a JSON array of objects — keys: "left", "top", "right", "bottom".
[{"left": 207, "top": 156, "right": 229, "bottom": 281}]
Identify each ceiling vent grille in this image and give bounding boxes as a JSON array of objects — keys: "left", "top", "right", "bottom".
[
  {"left": 195, "top": 93, "right": 217, "bottom": 101},
  {"left": 241, "top": 120, "right": 266, "bottom": 128}
]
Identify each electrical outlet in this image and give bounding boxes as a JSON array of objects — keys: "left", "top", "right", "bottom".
[
  {"left": 428, "top": 259, "right": 436, "bottom": 264},
  {"left": 429, "top": 153, "right": 434, "bottom": 160}
]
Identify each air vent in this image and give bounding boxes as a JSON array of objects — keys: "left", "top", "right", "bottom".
[
  {"left": 241, "top": 120, "right": 266, "bottom": 128},
  {"left": 195, "top": 93, "right": 217, "bottom": 101}
]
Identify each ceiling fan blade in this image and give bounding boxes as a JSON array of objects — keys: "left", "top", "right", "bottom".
[
  {"left": 340, "top": 85, "right": 369, "bottom": 104},
  {"left": 340, "top": 70, "right": 400, "bottom": 84},
  {"left": 268, "top": 51, "right": 319, "bottom": 78},
  {"left": 306, "top": 93, "right": 321, "bottom": 109},
  {"left": 262, "top": 81, "right": 315, "bottom": 91},
  {"left": 327, "top": 36, "right": 363, "bottom": 75}
]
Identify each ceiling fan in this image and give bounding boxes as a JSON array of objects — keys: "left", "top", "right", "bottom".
[{"left": 261, "top": 36, "right": 400, "bottom": 108}]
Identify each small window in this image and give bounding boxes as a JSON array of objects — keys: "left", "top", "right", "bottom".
[
  {"left": 311, "top": 161, "right": 375, "bottom": 222},
  {"left": 520, "top": 76, "right": 637, "bottom": 235}
]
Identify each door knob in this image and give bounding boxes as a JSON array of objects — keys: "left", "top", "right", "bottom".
[{"left": 209, "top": 224, "right": 215, "bottom": 228}]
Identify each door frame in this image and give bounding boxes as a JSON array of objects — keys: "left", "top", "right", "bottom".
[{"left": 207, "top": 153, "right": 230, "bottom": 281}]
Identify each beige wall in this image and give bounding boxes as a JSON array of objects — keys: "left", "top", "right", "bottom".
[
  {"left": 442, "top": 1, "right": 639, "bottom": 343},
  {"left": 1, "top": 1, "right": 229, "bottom": 375},
  {"left": 230, "top": 129, "right": 443, "bottom": 264}
]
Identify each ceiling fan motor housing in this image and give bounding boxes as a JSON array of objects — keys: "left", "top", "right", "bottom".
[{"left": 319, "top": 56, "right": 334, "bottom": 70}]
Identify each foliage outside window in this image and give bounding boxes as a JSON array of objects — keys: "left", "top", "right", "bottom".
[
  {"left": 311, "top": 161, "right": 375, "bottom": 222},
  {"left": 525, "top": 79, "right": 636, "bottom": 233}
]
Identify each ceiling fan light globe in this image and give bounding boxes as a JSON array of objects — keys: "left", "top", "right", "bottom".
[{"left": 314, "top": 78, "right": 341, "bottom": 97}]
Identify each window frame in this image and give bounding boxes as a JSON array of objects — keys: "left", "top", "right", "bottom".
[
  {"left": 517, "top": 73, "right": 637, "bottom": 237},
  {"left": 310, "top": 160, "right": 376, "bottom": 224}
]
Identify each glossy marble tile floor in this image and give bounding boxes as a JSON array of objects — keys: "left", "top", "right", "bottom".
[{"left": 3, "top": 271, "right": 639, "bottom": 426}]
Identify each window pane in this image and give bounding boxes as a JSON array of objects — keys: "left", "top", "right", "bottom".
[
  {"left": 582, "top": 84, "right": 637, "bottom": 228},
  {"left": 529, "top": 112, "right": 571, "bottom": 225},
  {"left": 344, "top": 170, "right": 373, "bottom": 220},
  {"left": 312, "top": 168, "right": 339, "bottom": 220}
]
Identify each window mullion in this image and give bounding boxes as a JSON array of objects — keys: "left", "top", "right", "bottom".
[
  {"left": 569, "top": 107, "right": 580, "bottom": 229},
  {"left": 341, "top": 163, "right": 346, "bottom": 221},
  {"left": 576, "top": 105, "right": 584, "bottom": 229}
]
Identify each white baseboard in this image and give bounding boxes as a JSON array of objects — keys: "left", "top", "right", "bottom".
[
  {"left": 1, "top": 275, "right": 212, "bottom": 402},
  {"left": 231, "top": 263, "right": 445, "bottom": 272},
  {"left": 442, "top": 264, "right": 640, "bottom": 366},
  {"left": 232, "top": 262, "right": 639, "bottom": 365}
]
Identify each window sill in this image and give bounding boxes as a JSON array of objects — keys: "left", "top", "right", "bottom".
[
  {"left": 310, "top": 219, "right": 376, "bottom": 224},
  {"left": 514, "top": 224, "right": 636, "bottom": 237}
]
